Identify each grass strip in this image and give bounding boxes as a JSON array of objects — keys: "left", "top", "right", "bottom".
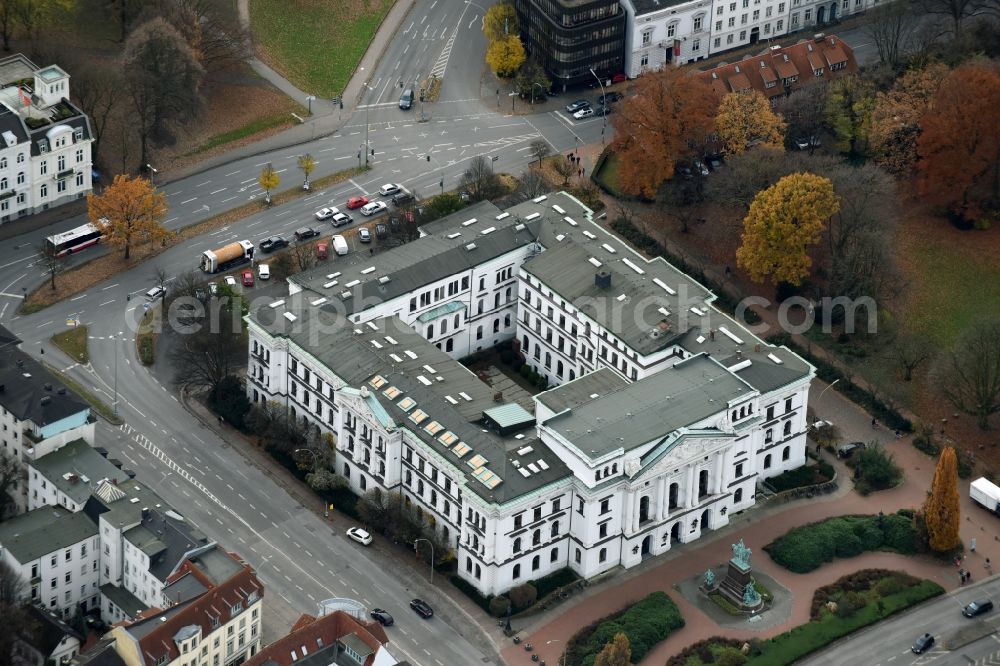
[
  {"left": 51, "top": 325, "right": 89, "bottom": 364},
  {"left": 44, "top": 364, "right": 123, "bottom": 426}
]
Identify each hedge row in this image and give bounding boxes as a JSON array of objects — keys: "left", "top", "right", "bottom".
[
  {"left": 764, "top": 512, "right": 918, "bottom": 574},
  {"left": 766, "top": 458, "right": 835, "bottom": 493},
  {"left": 609, "top": 218, "right": 760, "bottom": 324},
  {"left": 265, "top": 443, "right": 361, "bottom": 520},
  {"left": 766, "top": 333, "right": 913, "bottom": 433},
  {"left": 564, "top": 591, "right": 684, "bottom": 666}
]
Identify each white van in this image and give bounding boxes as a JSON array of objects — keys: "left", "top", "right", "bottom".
[
  {"left": 258, "top": 263, "right": 270, "bottom": 280},
  {"left": 332, "top": 235, "right": 349, "bottom": 256}
]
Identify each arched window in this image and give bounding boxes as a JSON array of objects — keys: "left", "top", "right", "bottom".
[
  {"left": 734, "top": 488, "right": 743, "bottom": 503},
  {"left": 550, "top": 547, "right": 558, "bottom": 562},
  {"left": 0, "top": 178, "right": 8, "bottom": 190},
  {"left": 427, "top": 324, "right": 434, "bottom": 339},
  {"left": 505, "top": 287, "right": 512, "bottom": 302},
  {"left": 441, "top": 319, "right": 447, "bottom": 334},
  {"left": 343, "top": 463, "right": 351, "bottom": 478},
  {"left": 494, "top": 293, "right": 501, "bottom": 308},
  {"left": 446, "top": 338, "right": 454, "bottom": 352},
  {"left": 556, "top": 360, "right": 564, "bottom": 377},
  {"left": 475, "top": 564, "right": 481, "bottom": 578},
  {"left": 493, "top": 319, "right": 500, "bottom": 333},
  {"left": 504, "top": 314, "right": 511, "bottom": 328},
  {"left": 783, "top": 421, "right": 792, "bottom": 437},
  {"left": 476, "top": 326, "right": 483, "bottom": 340},
  {"left": 763, "top": 454, "right": 772, "bottom": 469},
  {"left": 532, "top": 529, "right": 541, "bottom": 546},
  {"left": 782, "top": 446, "right": 791, "bottom": 461},
  {"left": 359, "top": 475, "right": 367, "bottom": 491},
  {"left": 550, "top": 521, "right": 559, "bottom": 538},
  {"left": 513, "top": 537, "right": 522, "bottom": 553},
  {"left": 16, "top": 172, "right": 24, "bottom": 185},
  {"left": 512, "top": 564, "right": 521, "bottom": 579},
  {"left": 454, "top": 314, "right": 460, "bottom": 327},
  {"left": 532, "top": 555, "right": 540, "bottom": 571},
  {"left": 732, "top": 410, "right": 737, "bottom": 421}
]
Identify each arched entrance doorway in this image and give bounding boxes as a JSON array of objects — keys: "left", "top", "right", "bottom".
[
  {"left": 670, "top": 522, "right": 681, "bottom": 544},
  {"left": 700, "top": 508, "right": 711, "bottom": 531},
  {"left": 817, "top": 5, "right": 826, "bottom": 23},
  {"left": 749, "top": 27, "right": 760, "bottom": 44},
  {"left": 829, "top": 2, "right": 838, "bottom": 20},
  {"left": 641, "top": 535, "right": 652, "bottom": 557}
]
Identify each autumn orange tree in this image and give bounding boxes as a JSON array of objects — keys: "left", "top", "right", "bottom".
[
  {"left": 611, "top": 68, "right": 718, "bottom": 198},
  {"left": 868, "top": 64, "right": 949, "bottom": 175},
  {"left": 714, "top": 90, "right": 786, "bottom": 155},
  {"left": 88, "top": 175, "right": 170, "bottom": 260},
  {"left": 736, "top": 172, "right": 839, "bottom": 285},
  {"left": 923, "top": 446, "right": 961, "bottom": 552},
  {"left": 594, "top": 632, "right": 631, "bottom": 666},
  {"left": 917, "top": 61, "right": 1000, "bottom": 224}
]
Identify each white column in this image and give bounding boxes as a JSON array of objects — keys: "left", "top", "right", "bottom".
[
  {"left": 686, "top": 465, "right": 697, "bottom": 508},
  {"left": 655, "top": 476, "right": 666, "bottom": 522},
  {"left": 623, "top": 490, "right": 633, "bottom": 536},
  {"left": 713, "top": 451, "right": 726, "bottom": 494},
  {"left": 632, "top": 495, "right": 640, "bottom": 533}
]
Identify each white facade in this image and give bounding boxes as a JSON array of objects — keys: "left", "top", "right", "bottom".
[
  {"left": 621, "top": 0, "right": 712, "bottom": 76},
  {"left": 708, "top": 0, "right": 790, "bottom": 55}
]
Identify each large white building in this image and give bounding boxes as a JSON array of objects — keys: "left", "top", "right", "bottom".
[
  {"left": 246, "top": 192, "right": 814, "bottom": 596},
  {"left": 0, "top": 54, "right": 93, "bottom": 222}
]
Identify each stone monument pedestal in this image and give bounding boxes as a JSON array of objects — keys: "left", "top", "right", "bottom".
[{"left": 720, "top": 560, "right": 755, "bottom": 602}]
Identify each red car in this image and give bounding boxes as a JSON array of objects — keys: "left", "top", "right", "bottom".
[
  {"left": 346, "top": 195, "right": 370, "bottom": 210},
  {"left": 242, "top": 270, "right": 254, "bottom": 287}
]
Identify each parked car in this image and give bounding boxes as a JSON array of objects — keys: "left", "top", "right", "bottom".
[
  {"left": 594, "top": 104, "right": 613, "bottom": 117},
  {"left": 145, "top": 286, "right": 165, "bottom": 301},
  {"left": 225, "top": 275, "right": 237, "bottom": 288},
  {"left": 358, "top": 227, "right": 372, "bottom": 243},
  {"left": 794, "top": 136, "right": 822, "bottom": 150},
  {"left": 409, "top": 598, "right": 433, "bottom": 618},
  {"left": 399, "top": 88, "right": 414, "bottom": 110},
  {"left": 565, "top": 99, "right": 590, "bottom": 113},
  {"left": 706, "top": 155, "right": 724, "bottom": 171},
  {"left": 597, "top": 91, "right": 623, "bottom": 105},
  {"left": 374, "top": 223, "right": 388, "bottom": 240},
  {"left": 346, "top": 527, "right": 372, "bottom": 546},
  {"left": 316, "top": 242, "right": 329, "bottom": 260},
  {"left": 361, "top": 201, "right": 388, "bottom": 216},
  {"left": 330, "top": 212, "right": 353, "bottom": 227},
  {"left": 675, "top": 163, "right": 693, "bottom": 179},
  {"left": 258, "top": 264, "right": 270, "bottom": 280},
  {"left": 573, "top": 107, "right": 595, "bottom": 120},
  {"left": 611, "top": 72, "right": 627, "bottom": 84},
  {"left": 378, "top": 183, "right": 401, "bottom": 196},
  {"left": 392, "top": 191, "right": 415, "bottom": 206},
  {"left": 370, "top": 609, "right": 394, "bottom": 626},
  {"left": 693, "top": 159, "right": 710, "bottom": 176},
  {"left": 314, "top": 207, "right": 340, "bottom": 221},
  {"left": 208, "top": 282, "right": 218, "bottom": 295},
  {"left": 295, "top": 227, "right": 319, "bottom": 240},
  {"left": 242, "top": 270, "right": 254, "bottom": 287},
  {"left": 347, "top": 196, "right": 370, "bottom": 210},
  {"left": 911, "top": 633, "right": 934, "bottom": 654},
  {"left": 194, "top": 287, "right": 206, "bottom": 301},
  {"left": 963, "top": 599, "right": 994, "bottom": 617},
  {"left": 837, "top": 441, "right": 866, "bottom": 459},
  {"left": 259, "top": 236, "right": 288, "bottom": 253}
]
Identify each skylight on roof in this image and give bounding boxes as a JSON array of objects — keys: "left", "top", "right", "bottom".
[
  {"left": 588, "top": 257, "right": 602, "bottom": 267},
  {"left": 378, "top": 276, "right": 391, "bottom": 285},
  {"left": 311, "top": 297, "right": 328, "bottom": 306},
  {"left": 390, "top": 353, "right": 403, "bottom": 362},
  {"left": 527, "top": 463, "right": 540, "bottom": 473},
  {"left": 404, "top": 350, "right": 418, "bottom": 360},
  {"left": 409, "top": 409, "right": 428, "bottom": 425},
  {"left": 346, "top": 279, "right": 361, "bottom": 288},
  {"left": 385, "top": 336, "right": 398, "bottom": 345},
  {"left": 462, "top": 218, "right": 478, "bottom": 226},
  {"left": 370, "top": 340, "right": 383, "bottom": 349},
  {"left": 517, "top": 445, "right": 534, "bottom": 455},
  {"left": 444, "top": 395, "right": 458, "bottom": 405},
  {"left": 452, "top": 442, "right": 471, "bottom": 457},
  {"left": 532, "top": 195, "right": 547, "bottom": 203},
  {"left": 361, "top": 267, "right": 376, "bottom": 275},
  {"left": 653, "top": 277, "right": 677, "bottom": 295},
  {"left": 517, "top": 467, "right": 531, "bottom": 478},
  {"left": 417, "top": 375, "right": 432, "bottom": 386},
  {"left": 718, "top": 326, "right": 745, "bottom": 344},
  {"left": 447, "top": 232, "right": 461, "bottom": 239},
  {"left": 481, "top": 226, "right": 496, "bottom": 235},
  {"left": 323, "top": 280, "right": 338, "bottom": 289},
  {"left": 622, "top": 258, "right": 645, "bottom": 275},
  {"left": 601, "top": 243, "right": 616, "bottom": 253},
  {"left": 690, "top": 306, "right": 707, "bottom": 316},
  {"left": 563, "top": 216, "right": 578, "bottom": 226},
  {"left": 438, "top": 431, "right": 459, "bottom": 447},
  {"left": 525, "top": 212, "right": 541, "bottom": 220},
  {"left": 473, "top": 467, "right": 502, "bottom": 489},
  {"left": 458, "top": 391, "right": 473, "bottom": 401},
  {"left": 616, "top": 294, "right": 627, "bottom": 302},
  {"left": 283, "top": 312, "right": 297, "bottom": 322},
  {"left": 536, "top": 459, "right": 550, "bottom": 470},
  {"left": 269, "top": 300, "right": 285, "bottom": 309},
  {"left": 367, "top": 321, "right": 379, "bottom": 331},
  {"left": 465, "top": 243, "right": 477, "bottom": 251},
  {"left": 556, "top": 234, "right": 565, "bottom": 241},
  {"left": 467, "top": 453, "right": 488, "bottom": 468},
  {"left": 383, "top": 386, "right": 401, "bottom": 399},
  {"left": 768, "top": 353, "right": 784, "bottom": 365},
  {"left": 326, "top": 272, "right": 342, "bottom": 279},
  {"left": 369, "top": 375, "right": 388, "bottom": 389},
  {"left": 424, "top": 421, "right": 444, "bottom": 435},
  {"left": 496, "top": 212, "right": 510, "bottom": 220},
  {"left": 582, "top": 230, "right": 596, "bottom": 239},
  {"left": 552, "top": 204, "right": 565, "bottom": 214},
  {"left": 341, "top": 291, "right": 352, "bottom": 299},
  {"left": 398, "top": 397, "right": 416, "bottom": 412}
]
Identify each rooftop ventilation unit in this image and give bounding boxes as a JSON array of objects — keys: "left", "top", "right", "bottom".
[
  {"left": 595, "top": 270, "right": 611, "bottom": 289},
  {"left": 378, "top": 276, "right": 391, "bottom": 284}
]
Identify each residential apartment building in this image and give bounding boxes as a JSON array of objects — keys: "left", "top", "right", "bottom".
[
  {"left": 247, "top": 191, "right": 814, "bottom": 596},
  {"left": 0, "top": 54, "right": 93, "bottom": 221},
  {"left": 708, "top": 0, "right": 790, "bottom": 55},
  {"left": 242, "top": 610, "right": 396, "bottom": 666},
  {"left": 514, "top": 0, "right": 627, "bottom": 88},
  {"left": 620, "top": 0, "right": 712, "bottom": 75},
  {"left": 12, "top": 605, "right": 84, "bottom": 666},
  {"left": 0, "top": 506, "right": 101, "bottom": 617},
  {"left": 0, "top": 324, "right": 94, "bottom": 514},
  {"left": 107, "top": 547, "right": 264, "bottom": 666},
  {"left": 28, "top": 438, "right": 125, "bottom": 513},
  {"left": 788, "top": 0, "right": 882, "bottom": 32}
]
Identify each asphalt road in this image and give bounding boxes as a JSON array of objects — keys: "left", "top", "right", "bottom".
[{"left": 809, "top": 576, "right": 1000, "bottom": 666}]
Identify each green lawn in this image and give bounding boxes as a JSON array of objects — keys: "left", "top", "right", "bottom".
[
  {"left": 594, "top": 152, "right": 623, "bottom": 196},
  {"left": 189, "top": 112, "right": 299, "bottom": 155},
  {"left": 51, "top": 325, "right": 89, "bottom": 364},
  {"left": 249, "top": 0, "right": 395, "bottom": 98}
]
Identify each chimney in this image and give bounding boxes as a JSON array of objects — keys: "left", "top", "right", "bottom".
[
  {"left": 493, "top": 391, "right": 503, "bottom": 403},
  {"left": 595, "top": 270, "right": 612, "bottom": 289},
  {"left": 814, "top": 32, "right": 825, "bottom": 42},
  {"left": 43, "top": 383, "right": 52, "bottom": 391},
  {"left": 40, "top": 396, "right": 51, "bottom": 406}
]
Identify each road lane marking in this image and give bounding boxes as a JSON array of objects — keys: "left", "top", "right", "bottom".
[
  {"left": 224, "top": 170, "right": 241, "bottom": 176},
  {"left": 70, "top": 294, "right": 87, "bottom": 301},
  {"left": 102, "top": 283, "right": 119, "bottom": 290},
  {"left": 180, "top": 197, "right": 197, "bottom": 204},
  {"left": 99, "top": 300, "right": 115, "bottom": 306},
  {"left": 211, "top": 188, "right": 226, "bottom": 194}
]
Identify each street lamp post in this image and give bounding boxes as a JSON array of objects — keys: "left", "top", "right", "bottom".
[
  {"left": 531, "top": 82, "right": 545, "bottom": 105},
  {"left": 362, "top": 81, "right": 371, "bottom": 167},
  {"left": 145, "top": 164, "right": 158, "bottom": 184},
  {"left": 423, "top": 154, "right": 445, "bottom": 194},
  {"left": 588, "top": 67, "right": 608, "bottom": 134},
  {"left": 293, "top": 448, "right": 319, "bottom": 472},
  {"left": 413, "top": 538, "right": 434, "bottom": 584},
  {"left": 110, "top": 332, "right": 121, "bottom": 416}
]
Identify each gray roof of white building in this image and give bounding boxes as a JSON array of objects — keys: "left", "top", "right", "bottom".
[
  {"left": 99, "top": 584, "right": 149, "bottom": 621},
  {"left": 30, "top": 438, "right": 124, "bottom": 506},
  {"left": 535, "top": 367, "right": 629, "bottom": 414},
  {"left": 0, "top": 324, "right": 90, "bottom": 426},
  {"left": 0, "top": 506, "right": 96, "bottom": 563},
  {"left": 542, "top": 353, "right": 753, "bottom": 459},
  {"left": 625, "top": 0, "right": 701, "bottom": 16}
]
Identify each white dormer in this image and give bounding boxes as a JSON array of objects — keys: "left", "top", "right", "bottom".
[{"left": 33, "top": 65, "right": 69, "bottom": 108}]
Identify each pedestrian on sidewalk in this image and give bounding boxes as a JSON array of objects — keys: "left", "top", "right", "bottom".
[
  {"left": 218, "top": 415, "right": 223, "bottom": 427},
  {"left": 985, "top": 558, "right": 991, "bottom": 572},
  {"left": 960, "top": 569, "right": 966, "bottom": 585}
]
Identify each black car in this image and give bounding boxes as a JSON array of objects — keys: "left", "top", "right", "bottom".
[
  {"left": 370, "top": 608, "right": 394, "bottom": 626},
  {"left": 374, "top": 223, "right": 388, "bottom": 240},
  {"left": 294, "top": 227, "right": 319, "bottom": 241},
  {"left": 409, "top": 598, "right": 433, "bottom": 618},
  {"left": 259, "top": 236, "right": 288, "bottom": 253},
  {"left": 594, "top": 104, "right": 613, "bottom": 117},
  {"left": 837, "top": 441, "right": 866, "bottom": 459},
  {"left": 399, "top": 88, "right": 414, "bottom": 110},
  {"left": 391, "top": 191, "right": 414, "bottom": 206},
  {"left": 963, "top": 599, "right": 994, "bottom": 617},
  {"left": 597, "top": 91, "right": 622, "bottom": 105},
  {"left": 912, "top": 633, "right": 934, "bottom": 654},
  {"left": 565, "top": 99, "right": 590, "bottom": 114}
]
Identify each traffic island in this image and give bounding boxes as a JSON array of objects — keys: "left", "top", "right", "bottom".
[{"left": 51, "top": 325, "right": 89, "bottom": 364}]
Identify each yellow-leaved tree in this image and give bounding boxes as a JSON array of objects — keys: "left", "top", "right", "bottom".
[
  {"left": 923, "top": 446, "right": 961, "bottom": 552},
  {"left": 483, "top": 2, "right": 517, "bottom": 43},
  {"left": 486, "top": 35, "right": 526, "bottom": 78},
  {"left": 736, "top": 172, "right": 839, "bottom": 285},
  {"left": 714, "top": 90, "right": 787, "bottom": 155},
  {"left": 259, "top": 163, "right": 280, "bottom": 204},
  {"left": 594, "top": 632, "right": 632, "bottom": 666},
  {"left": 297, "top": 153, "right": 316, "bottom": 189},
  {"left": 88, "top": 175, "right": 170, "bottom": 260}
]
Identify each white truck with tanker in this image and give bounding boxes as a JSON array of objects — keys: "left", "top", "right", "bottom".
[
  {"left": 201, "top": 240, "right": 254, "bottom": 273},
  {"left": 970, "top": 477, "right": 1000, "bottom": 517}
]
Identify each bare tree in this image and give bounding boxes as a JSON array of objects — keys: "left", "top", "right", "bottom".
[
  {"left": 932, "top": 317, "right": 1000, "bottom": 430},
  {"left": 152, "top": 266, "right": 170, "bottom": 303},
  {"left": 866, "top": 1, "right": 917, "bottom": 68},
  {"left": 460, "top": 155, "right": 504, "bottom": 202},
  {"left": 0, "top": 449, "right": 18, "bottom": 519},
  {"left": 705, "top": 145, "right": 789, "bottom": 210},
  {"left": 0, "top": 0, "right": 16, "bottom": 51},
  {"left": 890, "top": 333, "right": 935, "bottom": 381},
  {"left": 72, "top": 67, "right": 121, "bottom": 168},
  {"left": 529, "top": 139, "right": 550, "bottom": 165},
  {"left": 515, "top": 167, "right": 549, "bottom": 201},
  {"left": 919, "top": 0, "right": 984, "bottom": 35},
  {"left": 35, "top": 242, "right": 66, "bottom": 291},
  {"left": 0, "top": 559, "right": 31, "bottom": 664},
  {"left": 290, "top": 243, "right": 315, "bottom": 273},
  {"left": 553, "top": 157, "right": 575, "bottom": 186},
  {"left": 169, "top": 0, "right": 250, "bottom": 70},
  {"left": 658, "top": 176, "right": 705, "bottom": 233},
  {"left": 774, "top": 85, "right": 829, "bottom": 152},
  {"left": 168, "top": 295, "right": 246, "bottom": 393}
]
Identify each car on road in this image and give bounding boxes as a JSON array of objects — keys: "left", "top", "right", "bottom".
[
  {"left": 911, "top": 633, "right": 934, "bottom": 654},
  {"left": 145, "top": 286, "right": 165, "bottom": 301},
  {"left": 837, "top": 441, "right": 866, "bottom": 459},
  {"left": 675, "top": 163, "right": 693, "bottom": 179},
  {"left": 378, "top": 183, "right": 401, "bottom": 196},
  {"left": 242, "top": 270, "right": 254, "bottom": 287},
  {"left": 330, "top": 212, "right": 353, "bottom": 227},
  {"left": 573, "top": 107, "right": 594, "bottom": 120},
  {"left": 224, "top": 275, "right": 237, "bottom": 288},
  {"left": 693, "top": 159, "right": 710, "bottom": 176},
  {"left": 259, "top": 236, "right": 288, "bottom": 253},
  {"left": 358, "top": 227, "right": 372, "bottom": 243},
  {"left": 392, "top": 191, "right": 414, "bottom": 206},
  {"left": 258, "top": 264, "right": 270, "bottom": 280},
  {"left": 346, "top": 527, "right": 372, "bottom": 546},
  {"left": 374, "top": 223, "right": 388, "bottom": 240},
  {"left": 597, "top": 91, "right": 623, "bottom": 105},
  {"left": 963, "top": 599, "right": 994, "bottom": 617},
  {"left": 361, "top": 201, "right": 388, "bottom": 216},
  {"left": 295, "top": 227, "right": 319, "bottom": 240},
  {"left": 347, "top": 196, "right": 370, "bottom": 210},
  {"left": 565, "top": 99, "right": 590, "bottom": 113},
  {"left": 314, "top": 207, "right": 340, "bottom": 221},
  {"left": 399, "top": 88, "right": 414, "bottom": 110},
  {"left": 410, "top": 598, "right": 433, "bottom": 618},
  {"left": 370, "top": 608, "right": 394, "bottom": 626}
]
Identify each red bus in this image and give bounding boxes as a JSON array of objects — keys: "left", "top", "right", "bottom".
[{"left": 45, "top": 222, "right": 103, "bottom": 257}]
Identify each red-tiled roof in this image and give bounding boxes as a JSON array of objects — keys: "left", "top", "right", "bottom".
[
  {"left": 696, "top": 35, "right": 857, "bottom": 98},
  {"left": 243, "top": 611, "right": 389, "bottom": 666},
  {"left": 123, "top": 554, "right": 263, "bottom": 666}
]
